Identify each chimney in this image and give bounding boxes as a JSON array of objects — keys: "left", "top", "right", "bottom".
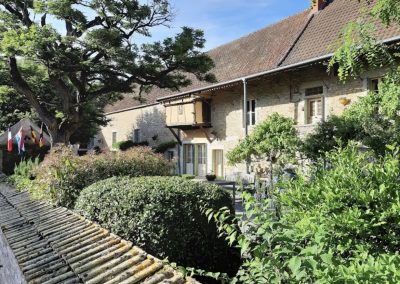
[{"left": 312, "top": 0, "right": 328, "bottom": 14}]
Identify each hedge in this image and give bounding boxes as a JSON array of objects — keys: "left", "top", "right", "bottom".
[
  {"left": 23, "top": 146, "right": 174, "bottom": 208},
  {"left": 75, "top": 176, "right": 241, "bottom": 275}
]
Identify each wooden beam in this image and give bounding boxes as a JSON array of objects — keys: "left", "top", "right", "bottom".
[
  {"left": 199, "top": 126, "right": 216, "bottom": 144},
  {"left": 168, "top": 127, "right": 182, "bottom": 145}
]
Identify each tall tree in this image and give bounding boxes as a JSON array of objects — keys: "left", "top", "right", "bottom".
[{"left": 0, "top": 0, "right": 215, "bottom": 145}]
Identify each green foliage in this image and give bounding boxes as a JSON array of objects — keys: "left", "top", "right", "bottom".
[
  {"left": 371, "top": 0, "right": 400, "bottom": 26},
  {"left": 114, "top": 140, "right": 149, "bottom": 151},
  {"left": 21, "top": 146, "right": 174, "bottom": 208},
  {"left": 75, "top": 176, "right": 240, "bottom": 275},
  {"left": 153, "top": 140, "right": 177, "bottom": 153},
  {"left": 227, "top": 113, "right": 300, "bottom": 165},
  {"left": 0, "top": 143, "right": 50, "bottom": 175},
  {"left": 303, "top": 115, "right": 362, "bottom": 160},
  {"left": 13, "top": 157, "right": 40, "bottom": 178},
  {"left": 181, "top": 174, "right": 196, "bottom": 180},
  {"left": 329, "top": 18, "right": 395, "bottom": 81},
  {"left": 207, "top": 144, "right": 400, "bottom": 283},
  {"left": 0, "top": 0, "right": 215, "bottom": 144},
  {"left": 304, "top": 68, "right": 400, "bottom": 159}
]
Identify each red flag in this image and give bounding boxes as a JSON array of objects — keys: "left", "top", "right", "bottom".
[{"left": 7, "top": 128, "right": 12, "bottom": 153}]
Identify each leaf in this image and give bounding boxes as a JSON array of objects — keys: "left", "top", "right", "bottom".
[
  {"left": 288, "top": 256, "right": 302, "bottom": 274},
  {"left": 320, "top": 253, "right": 333, "bottom": 265}
]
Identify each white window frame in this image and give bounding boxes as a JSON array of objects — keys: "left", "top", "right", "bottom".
[{"left": 303, "top": 85, "right": 326, "bottom": 125}]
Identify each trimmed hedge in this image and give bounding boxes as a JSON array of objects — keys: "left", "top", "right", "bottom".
[
  {"left": 75, "top": 176, "right": 240, "bottom": 275},
  {"left": 25, "top": 146, "right": 174, "bottom": 208}
]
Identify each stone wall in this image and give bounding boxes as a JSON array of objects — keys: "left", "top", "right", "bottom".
[
  {"left": 98, "top": 104, "right": 176, "bottom": 150},
  {"left": 179, "top": 65, "right": 386, "bottom": 176}
]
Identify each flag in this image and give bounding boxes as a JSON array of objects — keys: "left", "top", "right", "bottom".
[
  {"left": 15, "top": 127, "right": 25, "bottom": 155},
  {"left": 30, "top": 126, "right": 38, "bottom": 144},
  {"left": 39, "top": 123, "right": 45, "bottom": 148},
  {"left": 7, "top": 128, "right": 12, "bottom": 153}
]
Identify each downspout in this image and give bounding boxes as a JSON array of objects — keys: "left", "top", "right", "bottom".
[
  {"left": 242, "top": 78, "right": 250, "bottom": 173},
  {"left": 243, "top": 78, "right": 248, "bottom": 137},
  {"left": 178, "top": 129, "right": 181, "bottom": 175}
]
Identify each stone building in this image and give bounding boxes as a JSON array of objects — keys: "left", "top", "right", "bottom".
[{"left": 98, "top": 0, "right": 400, "bottom": 177}]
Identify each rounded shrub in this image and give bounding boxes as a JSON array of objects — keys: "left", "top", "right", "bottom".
[{"left": 75, "top": 176, "right": 240, "bottom": 275}]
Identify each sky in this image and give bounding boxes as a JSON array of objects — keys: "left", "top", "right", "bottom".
[
  {"left": 147, "top": 0, "right": 310, "bottom": 51},
  {"left": 49, "top": 0, "right": 310, "bottom": 51}
]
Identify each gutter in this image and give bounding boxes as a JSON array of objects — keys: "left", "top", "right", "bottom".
[
  {"left": 157, "top": 53, "right": 333, "bottom": 102},
  {"left": 157, "top": 35, "right": 400, "bottom": 103}
]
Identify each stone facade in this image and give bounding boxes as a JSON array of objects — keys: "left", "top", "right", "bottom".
[
  {"left": 97, "top": 65, "right": 385, "bottom": 177},
  {"left": 176, "top": 65, "right": 386, "bottom": 176},
  {"left": 96, "top": 103, "right": 176, "bottom": 152}
]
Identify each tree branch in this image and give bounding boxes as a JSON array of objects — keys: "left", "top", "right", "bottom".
[{"left": 8, "top": 57, "right": 53, "bottom": 126}]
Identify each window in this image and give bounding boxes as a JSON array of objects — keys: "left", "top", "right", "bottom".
[
  {"left": 368, "top": 78, "right": 382, "bottom": 93},
  {"left": 133, "top": 129, "right": 140, "bottom": 143},
  {"left": 246, "top": 99, "right": 256, "bottom": 126},
  {"left": 112, "top": 131, "right": 117, "bottom": 145},
  {"left": 305, "top": 86, "right": 323, "bottom": 97}
]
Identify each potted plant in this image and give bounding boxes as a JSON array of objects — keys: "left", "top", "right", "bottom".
[{"left": 206, "top": 171, "right": 216, "bottom": 181}]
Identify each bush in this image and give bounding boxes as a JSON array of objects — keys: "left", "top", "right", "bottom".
[
  {"left": 24, "top": 146, "right": 174, "bottom": 208},
  {"left": 208, "top": 144, "right": 400, "bottom": 283},
  {"left": 153, "top": 140, "right": 177, "bottom": 153},
  {"left": 115, "top": 140, "right": 149, "bottom": 151},
  {"left": 303, "top": 115, "right": 361, "bottom": 161},
  {"left": 75, "top": 176, "right": 241, "bottom": 276}
]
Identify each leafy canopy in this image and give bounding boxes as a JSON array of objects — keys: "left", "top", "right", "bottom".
[
  {"left": 0, "top": 0, "right": 215, "bottom": 143},
  {"left": 227, "top": 113, "right": 300, "bottom": 165}
]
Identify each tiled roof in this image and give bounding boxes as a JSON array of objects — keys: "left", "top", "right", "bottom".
[
  {"left": 0, "top": 185, "right": 197, "bottom": 284},
  {"left": 281, "top": 0, "right": 400, "bottom": 66},
  {"left": 105, "top": 10, "right": 312, "bottom": 113},
  {"left": 106, "top": 0, "right": 400, "bottom": 112}
]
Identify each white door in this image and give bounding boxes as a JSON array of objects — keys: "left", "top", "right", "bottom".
[
  {"left": 197, "top": 144, "right": 207, "bottom": 177},
  {"left": 308, "top": 98, "right": 322, "bottom": 124}
]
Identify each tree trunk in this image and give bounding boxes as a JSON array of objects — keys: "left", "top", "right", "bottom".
[{"left": 46, "top": 125, "right": 72, "bottom": 147}]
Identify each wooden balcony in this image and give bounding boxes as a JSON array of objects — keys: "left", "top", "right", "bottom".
[{"left": 164, "top": 97, "right": 211, "bottom": 130}]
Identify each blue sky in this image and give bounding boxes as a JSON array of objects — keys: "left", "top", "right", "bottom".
[
  {"left": 148, "top": 0, "right": 310, "bottom": 50},
  {"left": 50, "top": 0, "right": 310, "bottom": 51}
]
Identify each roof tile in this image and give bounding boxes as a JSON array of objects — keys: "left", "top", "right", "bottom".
[{"left": 0, "top": 185, "right": 198, "bottom": 284}]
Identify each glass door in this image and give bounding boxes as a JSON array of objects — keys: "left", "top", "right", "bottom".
[{"left": 183, "top": 143, "right": 207, "bottom": 177}]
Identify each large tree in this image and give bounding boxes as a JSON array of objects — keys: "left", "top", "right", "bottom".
[{"left": 0, "top": 0, "right": 215, "bottom": 145}]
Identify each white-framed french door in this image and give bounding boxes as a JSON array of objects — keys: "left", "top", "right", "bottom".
[{"left": 183, "top": 143, "right": 207, "bottom": 176}]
